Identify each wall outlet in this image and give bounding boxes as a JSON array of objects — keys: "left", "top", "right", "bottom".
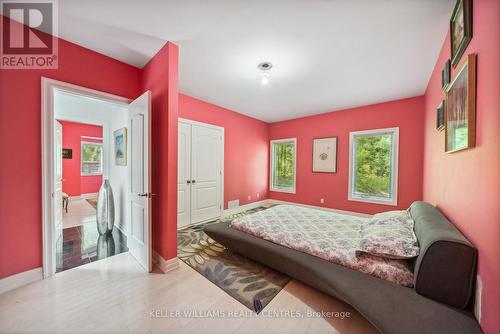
[
  {"left": 228, "top": 199, "right": 240, "bottom": 209},
  {"left": 248, "top": 195, "right": 251, "bottom": 201},
  {"left": 474, "top": 275, "right": 482, "bottom": 323},
  {"left": 320, "top": 198, "right": 325, "bottom": 204}
]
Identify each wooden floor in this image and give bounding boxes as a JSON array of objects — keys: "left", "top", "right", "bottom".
[{"left": 0, "top": 253, "right": 379, "bottom": 334}]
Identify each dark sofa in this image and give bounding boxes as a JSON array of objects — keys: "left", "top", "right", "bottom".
[{"left": 204, "top": 201, "right": 482, "bottom": 334}]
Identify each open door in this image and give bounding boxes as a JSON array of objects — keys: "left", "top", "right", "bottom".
[
  {"left": 128, "top": 91, "right": 152, "bottom": 272},
  {"left": 54, "top": 120, "right": 63, "bottom": 271}
]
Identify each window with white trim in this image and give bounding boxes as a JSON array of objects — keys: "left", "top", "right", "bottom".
[
  {"left": 81, "top": 141, "right": 103, "bottom": 175},
  {"left": 349, "top": 128, "right": 399, "bottom": 205},
  {"left": 270, "top": 138, "right": 296, "bottom": 193}
]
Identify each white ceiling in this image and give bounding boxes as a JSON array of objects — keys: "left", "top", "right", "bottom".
[{"left": 20, "top": 1, "right": 455, "bottom": 122}]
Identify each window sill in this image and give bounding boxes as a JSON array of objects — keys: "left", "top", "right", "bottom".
[
  {"left": 81, "top": 173, "right": 103, "bottom": 177},
  {"left": 270, "top": 188, "right": 296, "bottom": 194},
  {"left": 348, "top": 195, "right": 397, "bottom": 206}
]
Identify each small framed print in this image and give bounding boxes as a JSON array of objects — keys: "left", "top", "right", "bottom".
[
  {"left": 436, "top": 101, "right": 445, "bottom": 131},
  {"left": 114, "top": 127, "right": 127, "bottom": 166},
  {"left": 312, "top": 137, "right": 337, "bottom": 173},
  {"left": 62, "top": 148, "right": 72, "bottom": 159},
  {"left": 441, "top": 59, "right": 451, "bottom": 90}
]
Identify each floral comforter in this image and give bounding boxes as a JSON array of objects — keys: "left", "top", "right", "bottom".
[{"left": 230, "top": 205, "right": 414, "bottom": 287}]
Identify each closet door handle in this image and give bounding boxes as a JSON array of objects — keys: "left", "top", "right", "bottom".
[
  {"left": 186, "top": 180, "right": 191, "bottom": 184},
  {"left": 191, "top": 180, "right": 196, "bottom": 184}
]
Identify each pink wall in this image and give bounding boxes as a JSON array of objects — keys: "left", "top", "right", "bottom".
[
  {"left": 422, "top": 0, "right": 500, "bottom": 332},
  {"left": 60, "top": 121, "right": 103, "bottom": 196},
  {"left": 179, "top": 94, "right": 269, "bottom": 208},
  {"left": 0, "top": 16, "right": 142, "bottom": 279},
  {"left": 269, "top": 96, "right": 425, "bottom": 214},
  {"left": 141, "top": 42, "right": 179, "bottom": 261}
]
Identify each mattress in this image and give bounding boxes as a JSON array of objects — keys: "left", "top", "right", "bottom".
[{"left": 230, "top": 204, "right": 414, "bottom": 287}]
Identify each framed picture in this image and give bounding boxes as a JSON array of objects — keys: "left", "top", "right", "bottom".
[
  {"left": 62, "top": 148, "right": 72, "bottom": 159},
  {"left": 312, "top": 137, "right": 337, "bottom": 173},
  {"left": 114, "top": 127, "right": 127, "bottom": 165},
  {"left": 441, "top": 59, "right": 451, "bottom": 90},
  {"left": 450, "top": 0, "right": 472, "bottom": 67},
  {"left": 445, "top": 54, "right": 476, "bottom": 153},
  {"left": 436, "top": 101, "right": 445, "bottom": 131}
]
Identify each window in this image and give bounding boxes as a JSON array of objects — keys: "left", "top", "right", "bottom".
[
  {"left": 348, "top": 128, "right": 399, "bottom": 205},
  {"left": 81, "top": 141, "right": 103, "bottom": 175},
  {"left": 270, "top": 138, "right": 296, "bottom": 193}
]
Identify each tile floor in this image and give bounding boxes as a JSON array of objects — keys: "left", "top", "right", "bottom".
[{"left": 56, "top": 197, "right": 128, "bottom": 272}]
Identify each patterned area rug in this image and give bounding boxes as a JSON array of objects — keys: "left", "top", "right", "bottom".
[
  {"left": 177, "top": 207, "right": 290, "bottom": 313},
  {"left": 86, "top": 198, "right": 98, "bottom": 209}
]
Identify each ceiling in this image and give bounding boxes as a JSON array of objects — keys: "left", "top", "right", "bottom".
[{"left": 17, "top": 1, "right": 455, "bottom": 122}]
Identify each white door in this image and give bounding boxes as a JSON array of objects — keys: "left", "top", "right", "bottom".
[
  {"left": 54, "top": 120, "right": 63, "bottom": 270},
  {"left": 128, "top": 91, "right": 152, "bottom": 272},
  {"left": 177, "top": 122, "right": 191, "bottom": 229},
  {"left": 191, "top": 124, "right": 222, "bottom": 223}
]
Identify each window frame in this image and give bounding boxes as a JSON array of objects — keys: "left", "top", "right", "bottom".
[
  {"left": 270, "top": 137, "right": 297, "bottom": 194},
  {"left": 81, "top": 141, "right": 103, "bottom": 176},
  {"left": 348, "top": 127, "right": 399, "bottom": 206}
]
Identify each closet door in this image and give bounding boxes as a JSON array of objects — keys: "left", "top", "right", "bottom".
[
  {"left": 190, "top": 124, "right": 222, "bottom": 223},
  {"left": 177, "top": 122, "right": 191, "bottom": 229}
]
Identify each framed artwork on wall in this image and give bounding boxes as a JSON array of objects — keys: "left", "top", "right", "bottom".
[
  {"left": 312, "top": 137, "right": 337, "bottom": 173},
  {"left": 436, "top": 101, "right": 445, "bottom": 131},
  {"left": 114, "top": 127, "right": 127, "bottom": 165},
  {"left": 445, "top": 53, "right": 476, "bottom": 153},
  {"left": 450, "top": 0, "right": 472, "bottom": 67},
  {"left": 62, "top": 148, "right": 72, "bottom": 159},
  {"left": 441, "top": 59, "right": 451, "bottom": 90}
]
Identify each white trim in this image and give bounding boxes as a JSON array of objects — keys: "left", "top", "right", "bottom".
[
  {"left": 270, "top": 137, "right": 297, "bottom": 194},
  {"left": 348, "top": 127, "right": 399, "bottom": 206},
  {"left": 222, "top": 200, "right": 269, "bottom": 217},
  {"left": 265, "top": 199, "right": 371, "bottom": 218},
  {"left": 42, "top": 77, "right": 131, "bottom": 279},
  {"left": 0, "top": 268, "right": 43, "bottom": 295},
  {"left": 153, "top": 252, "right": 179, "bottom": 273},
  {"left": 68, "top": 192, "right": 98, "bottom": 200},
  {"left": 178, "top": 118, "right": 225, "bottom": 225}
]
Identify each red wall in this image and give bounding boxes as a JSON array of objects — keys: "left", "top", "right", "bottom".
[
  {"left": 179, "top": 94, "right": 269, "bottom": 208},
  {"left": 141, "top": 42, "right": 179, "bottom": 261},
  {"left": 268, "top": 96, "right": 425, "bottom": 214},
  {"left": 422, "top": 0, "right": 500, "bottom": 332},
  {"left": 0, "top": 16, "right": 142, "bottom": 279},
  {"left": 60, "top": 121, "right": 103, "bottom": 196}
]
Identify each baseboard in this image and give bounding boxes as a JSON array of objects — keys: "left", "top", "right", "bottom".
[
  {"left": 266, "top": 199, "right": 371, "bottom": 218},
  {"left": 0, "top": 267, "right": 43, "bottom": 295},
  {"left": 222, "top": 199, "right": 269, "bottom": 217},
  {"left": 69, "top": 192, "right": 98, "bottom": 200},
  {"left": 153, "top": 251, "right": 179, "bottom": 273}
]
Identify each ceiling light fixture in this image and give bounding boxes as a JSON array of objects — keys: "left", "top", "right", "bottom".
[{"left": 258, "top": 61, "right": 272, "bottom": 85}]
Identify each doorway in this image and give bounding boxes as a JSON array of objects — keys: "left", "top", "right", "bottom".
[
  {"left": 177, "top": 118, "right": 224, "bottom": 229},
  {"left": 42, "top": 78, "right": 153, "bottom": 277}
]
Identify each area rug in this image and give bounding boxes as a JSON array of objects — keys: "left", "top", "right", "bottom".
[
  {"left": 86, "top": 198, "right": 98, "bottom": 209},
  {"left": 177, "top": 207, "right": 290, "bottom": 313}
]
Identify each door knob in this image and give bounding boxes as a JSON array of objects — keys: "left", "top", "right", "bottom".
[
  {"left": 192, "top": 180, "right": 196, "bottom": 184},
  {"left": 186, "top": 180, "right": 191, "bottom": 184}
]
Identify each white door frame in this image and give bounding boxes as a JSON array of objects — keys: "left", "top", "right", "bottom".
[
  {"left": 41, "top": 77, "right": 131, "bottom": 278},
  {"left": 178, "top": 118, "right": 224, "bottom": 227}
]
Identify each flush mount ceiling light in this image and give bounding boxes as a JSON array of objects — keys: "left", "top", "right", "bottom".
[{"left": 258, "top": 61, "right": 273, "bottom": 85}]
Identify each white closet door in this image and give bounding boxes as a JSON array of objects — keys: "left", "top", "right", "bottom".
[
  {"left": 190, "top": 124, "right": 222, "bottom": 223},
  {"left": 177, "top": 122, "right": 191, "bottom": 229}
]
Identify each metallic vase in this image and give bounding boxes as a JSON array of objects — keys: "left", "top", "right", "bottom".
[{"left": 96, "top": 179, "right": 115, "bottom": 235}]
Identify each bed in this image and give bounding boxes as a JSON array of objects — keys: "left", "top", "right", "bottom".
[{"left": 204, "top": 201, "right": 481, "bottom": 334}]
